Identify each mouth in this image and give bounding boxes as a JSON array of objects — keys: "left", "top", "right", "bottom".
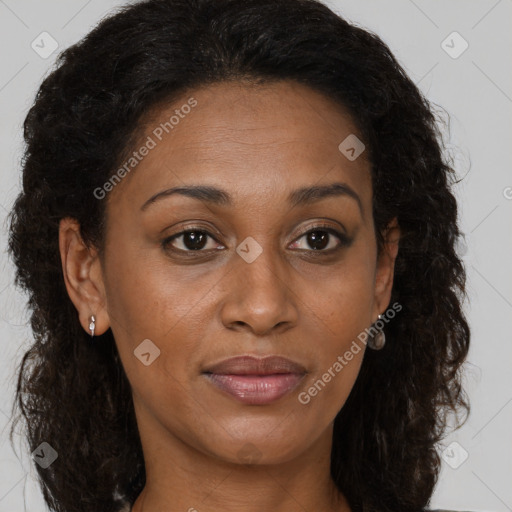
[{"left": 202, "top": 355, "right": 307, "bottom": 405}]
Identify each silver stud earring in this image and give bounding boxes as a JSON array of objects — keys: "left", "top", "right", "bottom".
[
  {"left": 89, "top": 315, "right": 96, "bottom": 338},
  {"left": 367, "top": 314, "right": 386, "bottom": 350}
]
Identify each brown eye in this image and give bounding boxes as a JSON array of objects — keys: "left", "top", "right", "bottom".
[
  {"left": 305, "top": 230, "right": 330, "bottom": 250},
  {"left": 163, "top": 229, "right": 223, "bottom": 253},
  {"left": 289, "top": 226, "right": 351, "bottom": 252}
]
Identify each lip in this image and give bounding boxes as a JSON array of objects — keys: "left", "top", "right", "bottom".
[
  {"left": 203, "top": 355, "right": 307, "bottom": 375},
  {"left": 202, "top": 355, "right": 307, "bottom": 405}
]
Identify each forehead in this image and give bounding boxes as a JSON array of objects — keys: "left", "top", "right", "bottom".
[{"left": 107, "top": 80, "right": 372, "bottom": 212}]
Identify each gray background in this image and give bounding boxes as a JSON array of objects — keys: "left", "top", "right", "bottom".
[{"left": 0, "top": 1, "right": 511, "bottom": 511}]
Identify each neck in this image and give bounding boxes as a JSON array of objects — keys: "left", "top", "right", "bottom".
[{"left": 130, "top": 412, "right": 351, "bottom": 512}]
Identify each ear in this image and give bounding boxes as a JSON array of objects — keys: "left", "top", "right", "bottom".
[
  {"left": 59, "top": 217, "right": 110, "bottom": 336},
  {"left": 373, "top": 217, "right": 400, "bottom": 319}
]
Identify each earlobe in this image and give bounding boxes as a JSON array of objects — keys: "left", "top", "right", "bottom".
[{"left": 59, "top": 217, "right": 109, "bottom": 336}]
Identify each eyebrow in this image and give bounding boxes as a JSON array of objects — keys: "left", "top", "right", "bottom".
[{"left": 140, "top": 182, "right": 363, "bottom": 215}]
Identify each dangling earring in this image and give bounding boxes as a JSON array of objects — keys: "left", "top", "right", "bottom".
[
  {"left": 89, "top": 315, "right": 96, "bottom": 338},
  {"left": 367, "top": 314, "right": 386, "bottom": 350}
]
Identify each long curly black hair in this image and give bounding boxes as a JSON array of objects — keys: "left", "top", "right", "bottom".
[{"left": 7, "top": 1, "right": 470, "bottom": 511}]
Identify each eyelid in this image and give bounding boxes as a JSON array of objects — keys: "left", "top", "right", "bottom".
[
  {"left": 163, "top": 221, "right": 350, "bottom": 254},
  {"left": 166, "top": 219, "right": 347, "bottom": 241},
  {"left": 289, "top": 223, "right": 350, "bottom": 251},
  {"left": 167, "top": 221, "right": 224, "bottom": 239},
  {"left": 292, "top": 221, "right": 347, "bottom": 240},
  {"left": 163, "top": 224, "right": 225, "bottom": 252}
]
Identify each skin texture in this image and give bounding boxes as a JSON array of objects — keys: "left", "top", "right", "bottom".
[{"left": 59, "top": 80, "right": 399, "bottom": 512}]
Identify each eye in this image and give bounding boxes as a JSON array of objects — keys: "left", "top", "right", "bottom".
[
  {"left": 289, "top": 225, "right": 351, "bottom": 252},
  {"left": 163, "top": 229, "right": 223, "bottom": 253},
  {"left": 162, "top": 224, "right": 351, "bottom": 257}
]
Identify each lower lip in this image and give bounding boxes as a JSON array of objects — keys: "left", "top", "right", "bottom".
[{"left": 204, "top": 373, "right": 305, "bottom": 405}]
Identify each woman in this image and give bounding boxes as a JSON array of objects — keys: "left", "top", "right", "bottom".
[{"left": 7, "top": 0, "right": 470, "bottom": 511}]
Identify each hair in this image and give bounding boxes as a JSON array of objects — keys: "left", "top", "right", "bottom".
[{"left": 7, "top": 0, "right": 470, "bottom": 511}]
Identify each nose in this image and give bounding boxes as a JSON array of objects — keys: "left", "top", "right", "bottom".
[{"left": 219, "top": 246, "right": 299, "bottom": 336}]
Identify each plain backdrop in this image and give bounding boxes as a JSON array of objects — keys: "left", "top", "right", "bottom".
[{"left": 0, "top": 1, "right": 511, "bottom": 511}]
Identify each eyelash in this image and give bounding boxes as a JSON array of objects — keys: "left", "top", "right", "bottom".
[{"left": 161, "top": 223, "right": 352, "bottom": 257}]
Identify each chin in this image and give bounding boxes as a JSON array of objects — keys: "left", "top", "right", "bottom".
[{"left": 204, "top": 431, "right": 310, "bottom": 466}]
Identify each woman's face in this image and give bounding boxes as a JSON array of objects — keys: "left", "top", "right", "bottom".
[{"left": 64, "top": 80, "right": 398, "bottom": 466}]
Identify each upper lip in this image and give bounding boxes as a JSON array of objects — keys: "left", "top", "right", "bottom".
[{"left": 203, "top": 355, "right": 307, "bottom": 375}]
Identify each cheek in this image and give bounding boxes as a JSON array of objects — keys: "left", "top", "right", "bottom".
[
  {"left": 104, "top": 248, "right": 225, "bottom": 401},
  {"left": 296, "top": 248, "right": 374, "bottom": 411},
  {"left": 103, "top": 230, "right": 206, "bottom": 336},
  {"left": 297, "top": 349, "right": 364, "bottom": 426},
  {"left": 297, "top": 276, "right": 369, "bottom": 417},
  {"left": 311, "top": 248, "right": 376, "bottom": 335}
]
